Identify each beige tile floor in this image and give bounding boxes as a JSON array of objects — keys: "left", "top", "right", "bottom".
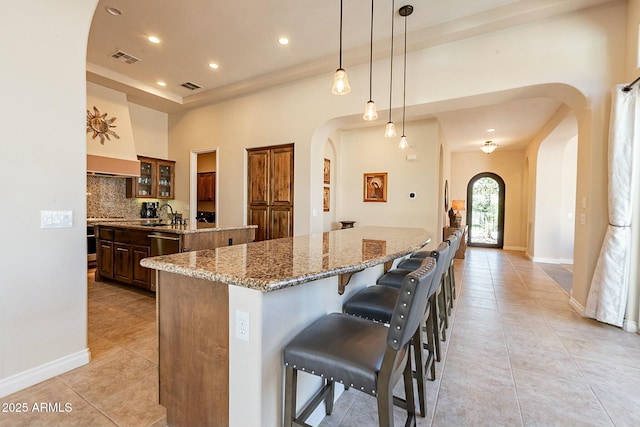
[
  {"left": 320, "top": 248, "right": 640, "bottom": 427},
  {"left": 2, "top": 248, "right": 640, "bottom": 427},
  {"left": 0, "top": 270, "right": 165, "bottom": 427}
]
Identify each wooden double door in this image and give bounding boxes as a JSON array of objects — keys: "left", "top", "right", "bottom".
[{"left": 247, "top": 144, "right": 294, "bottom": 241}]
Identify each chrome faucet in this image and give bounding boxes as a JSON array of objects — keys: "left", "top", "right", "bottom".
[{"left": 158, "top": 203, "right": 175, "bottom": 224}]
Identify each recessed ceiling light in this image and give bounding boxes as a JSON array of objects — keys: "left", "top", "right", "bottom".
[
  {"left": 209, "top": 63, "right": 219, "bottom": 70},
  {"left": 105, "top": 6, "right": 122, "bottom": 16},
  {"left": 148, "top": 36, "right": 161, "bottom": 44},
  {"left": 486, "top": 128, "right": 496, "bottom": 132},
  {"left": 157, "top": 81, "right": 166, "bottom": 87},
  {"left": 278, "top": 37, "right": 289, "bottom": 45}
]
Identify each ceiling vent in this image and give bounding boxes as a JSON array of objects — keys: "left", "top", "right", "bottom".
[
  {"left": 110, "top": 50, "right": 141, "bottom": 65},
  {"left": 181, "top": 81, "right": 202, "bottom": 91}
]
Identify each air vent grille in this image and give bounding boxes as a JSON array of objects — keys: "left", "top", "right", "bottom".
[
  {"left": 181, "top": 81, "right": 202, "bottom": 91},
  {"left": 110, "top": 50, "right": 141, "bottom": 65}
]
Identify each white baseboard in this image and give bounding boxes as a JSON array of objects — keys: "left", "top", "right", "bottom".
[
  {"left": 623, "top": 319, "right": 638, "bottom": 333},
  {"left": 531, "top": 256, "right": 574, "bottom": 264},
  {"left": 0, "top": 349, "right": 90, "bottom": 398},
  {"left": 569, "top": 297, "right": 585, "bottom": 316}
]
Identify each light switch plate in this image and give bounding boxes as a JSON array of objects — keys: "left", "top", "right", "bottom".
[{"left": 40, "top": 210, "right": 73, "bottom": 228}]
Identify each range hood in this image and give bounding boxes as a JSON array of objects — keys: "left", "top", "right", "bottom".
[{"left": 87, "top": 82, "right": 140, "bottom": 177}]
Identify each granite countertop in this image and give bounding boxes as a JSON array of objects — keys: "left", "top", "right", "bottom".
[
  {"left": 93, "top": 220, "right": 256, "bottom": 235},
  {"left": 140, "top": 226, "right": 432, "bottom": 292}
]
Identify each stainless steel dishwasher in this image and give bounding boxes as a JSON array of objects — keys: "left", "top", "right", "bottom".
[
  {"left": 148, "top": 232, "right": 182, "bottom": 256},
  {"left": 148, "top": 232, "right": 181, "bottom": 291}
]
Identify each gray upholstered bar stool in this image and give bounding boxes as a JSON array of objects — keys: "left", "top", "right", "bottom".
[
  {"left": 342, "top": 245, "right": 449, "bottom": 416},
  {"left": 444, "top": 232, "right": 461, "bottom": 310},
  {"left": 396, "top": 243, "right": 450, "bottom": 363},
  {"left": 283, "top": 258, "right": 437, "bottom": 427}
]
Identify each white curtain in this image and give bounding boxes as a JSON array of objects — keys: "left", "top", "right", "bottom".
[{"left": 585, "top": 84, "right": 637, "bottom": 327}]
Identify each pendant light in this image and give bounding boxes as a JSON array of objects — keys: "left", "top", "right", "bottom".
[
  {"left": 398, "top": 5, "right": 413, "bottom": 149},
  {"left": 384, "top": 0, "right": 397, "bottom": 137},
  {"left": 332, "top": 0, "right": 351, "bottom": 95},
  {"left": 363, "top": 0, "right": 378, "bottom": 120}
]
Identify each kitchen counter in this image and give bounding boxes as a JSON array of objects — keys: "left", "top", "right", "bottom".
[
  {"left": 94, "top": 221, "right": 256, "bottom": 291},
  {"left": 93, "top": 219, "right": 256, "bottom": 234},
  {"left": 141, "top": 226, "right": 430, "bottom": 291},
  {"left": 141, "top": 226, "right": 431, "bottom": 427}
]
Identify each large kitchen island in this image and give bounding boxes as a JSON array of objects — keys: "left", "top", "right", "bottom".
[{"left": 141, "top": 226, "right": 432, "bottom": 427}]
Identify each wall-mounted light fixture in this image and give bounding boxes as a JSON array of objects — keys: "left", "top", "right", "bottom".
[{"left": 332, "top": 0, "right": 351, "bottom": 95}]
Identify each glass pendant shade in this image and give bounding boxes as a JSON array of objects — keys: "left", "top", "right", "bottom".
[
  {"left": 363, "top": 100, "right": 378, "bottom": 121},
  {"left": 399, "top": 135, "right": 409, "bottom": 149},
  {"left": 332, "top": 68, "right": 351, "bottom": 95},
  {"left": 384, "top": 121, "right": 396, "bottom": 138},
  {"left": 481, "top": 140, "right": 498, "bottom": 153}
]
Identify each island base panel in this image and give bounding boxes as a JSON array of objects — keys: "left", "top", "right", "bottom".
[{"left": 158, "top": 271, "right": 229, "bottom": 427}]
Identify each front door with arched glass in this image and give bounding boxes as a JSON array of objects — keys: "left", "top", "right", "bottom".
[{"left": 466, "top": 172, "right": 505, "bottom": 248}]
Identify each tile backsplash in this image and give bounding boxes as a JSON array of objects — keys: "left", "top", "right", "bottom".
[{"left": 86, "top": 175, "right": 142, "bottom": 218}]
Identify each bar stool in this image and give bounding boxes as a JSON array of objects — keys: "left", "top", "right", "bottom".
[
  {"left": 283, "top": 258, "right": 437, "bottom": 427},
  {"left": 444, "top": 232, "right": 461, "bottom": 309},
  {"left": 341, "top": 244, "right": 449, "bottom": 417}
]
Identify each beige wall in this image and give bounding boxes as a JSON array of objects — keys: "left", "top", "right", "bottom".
[
  {"left": 451, "top": 150, "right": 526, "bottom": 250},
  {"left": 0, "top": 0, "right": 98, "bottom": 396},
  {"left": 129, "top": 103, "right": 168, "bottom": 160},
  {"left": 336, "top": 119, "right": 440, "bottom": 241}
]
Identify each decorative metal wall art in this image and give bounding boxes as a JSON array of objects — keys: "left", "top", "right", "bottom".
[{"left": 87, "top": 106, "right": 120, "bottom": 144}]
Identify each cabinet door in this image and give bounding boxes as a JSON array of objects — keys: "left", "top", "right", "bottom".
[
  {"left": 132, "top": 245, "right": 151, "bottom": 289},
  {"left": 157, "top": 160, "right": 175, "bottom": 199},
  {"left": 136, "top": 158, "right": 156, "bottom": 198},
  {"left": 248, "top": 150, "right": 270, "bottom": 205},
  {"left": 114, "top": 243, "right": 132, "bottom": 283},
  {"left": 197, "top": 172, "right": 215, "bottom": 201},
  {"left": 270, "top": 146, "right": 294, "bottom": 205},
  {"left": 97, "top": 241, "right": 114, "bottom": 279},
  {"left": 270, "top": 207, "right": 293, "bottom": 240},
  {"left": 248, "top": 206, "right": 268, "bottom": 242}
]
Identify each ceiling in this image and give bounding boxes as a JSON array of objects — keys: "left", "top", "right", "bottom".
[{"left": 87, "top": 0, "right": 612, "bottom": 152}]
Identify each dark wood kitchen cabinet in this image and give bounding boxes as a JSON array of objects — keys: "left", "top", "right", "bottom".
[
  {"left": 247, "top": 144, "right": 294, "bottom": 241},
  {"left": 126, "top": 156, "right": 176, "bottom": 199},
  {"left": 96, "top": 226, "right": 153, "bottom": 291},
  {"left": 197, "top": 172, "right": 215, "bottom": 201},
  {"left": 95, "top": 224, "right": 256, "bottom": 292}
]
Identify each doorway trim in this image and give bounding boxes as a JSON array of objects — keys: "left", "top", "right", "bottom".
[
  {"left": 466, "top": 172, "right": 506, "bottom": 248},
  {"left": 190, "top": 148, "right": 219, "bottom": 224}
]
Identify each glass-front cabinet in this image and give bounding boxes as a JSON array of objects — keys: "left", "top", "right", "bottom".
[
  {"left": 157, "top": 160, "right": 175, "bottom": 199},
  {"left": 127, "top": 156, "right": 175, "bottom": 199}
]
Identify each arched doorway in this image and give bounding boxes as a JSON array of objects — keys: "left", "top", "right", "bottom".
[{"left": 466, "top": 172, "right": 506, "bottom": 248}]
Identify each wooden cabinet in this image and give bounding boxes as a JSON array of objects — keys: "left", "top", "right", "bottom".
[
  {"left": 197, "top": 172, "right": 215, "bottom": 201},
  {"left": 96, "top": 240, "right": 113, "bottom": 280},
  {"left": 95, "top": 224, "right": 256, "bottom": 292},
  {"left": 247, "top": 144, "right": 294, "bottom": 241},
  {"left": 127, "top": 156, "right": 176, "bottom": 199},
  {"left": 96, "top": 226, "right": 154, "bottom": 291}
]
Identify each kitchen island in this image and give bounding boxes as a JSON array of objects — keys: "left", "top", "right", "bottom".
[
  {"left": 94, "top": 221, "right": 256, "bottom": 291},
  {"left": 141, "top": 226, "right": 432, "bottom": 427}
]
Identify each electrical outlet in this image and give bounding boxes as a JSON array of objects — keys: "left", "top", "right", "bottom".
[{"left": 235, "top": 310, "right": 250, "bottom": 342}]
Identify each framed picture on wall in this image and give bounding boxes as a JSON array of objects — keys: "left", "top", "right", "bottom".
[
  {"left": 323, "top": 158, "right": 331, "bottom": 184},
  {"left": 363, "top": 172, "right": 387, "bottom": 202},
  {"left": 323, "top": 187, "right": 330, "bottom": 212}
]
